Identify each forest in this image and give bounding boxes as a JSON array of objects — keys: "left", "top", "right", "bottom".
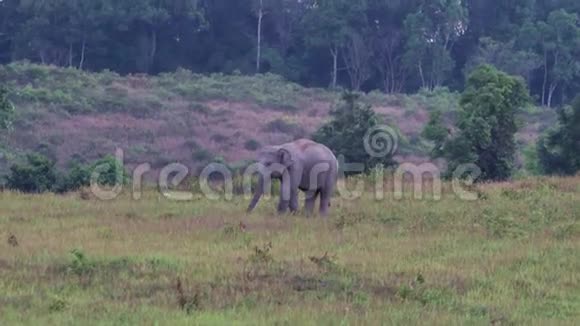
[{"left": 1, "top": 0, "right": 580, "bottom": 108}]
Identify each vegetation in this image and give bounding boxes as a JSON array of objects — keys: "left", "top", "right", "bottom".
[
  {"left": 5, "top": 153, "right": 129, "bottom": 194},
  {"left": 1, "top": 176, "right": 579, "bottom": 324},
  {"left": 5, "top": 153, "right": 58, "bottom": 193},
  {"left": 1, "top": 1, "right": 579, "bottom": 107},
  {"left": 314, "top": 92, "right": 398, "bottom": 175},
  {"left": 425, "top": 65, "right": 532, "bottom": 181},
  {"left": 537, "top": 95, "right": 580, "bottom": 175},
  {"left": 0, "top": 63, "right": 321, "bottom": 116},
  {"left": 0, "top": 86, "right": 14, "bottom": 130}
]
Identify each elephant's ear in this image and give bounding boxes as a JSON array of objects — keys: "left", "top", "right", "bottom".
[{"left": 278, "top": 148, "right": 294, "bottom": 167}]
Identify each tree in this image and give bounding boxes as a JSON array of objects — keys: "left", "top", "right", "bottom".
[
  {"left": 6, "top": 153, "right": 58, "bottom": 193},
  {"left": 368, "top": 0, "right": 415, "bottom": 93},
  {"left": 531, "top": 9, "right": 580, "bottom": 107},
  {"left": 313, "top": 92, "right": 397, "bottom": 175},
  {"left": 442, "top": 65, "right": 531, "bottom": 181},
  {"left": 302, "top": 0, "right": 367, "bottom": 89},
  {"left": 422, "top": 110, "right": 449, "bottom": 158},
  {"left": 112, "top": 0, "right": 206, "bottom": 73},
  {"left": 341, "top": 31, "right": 372, "bottom": 90},
  {"left": 403, "top": 0, "right": 468, "bottom": 91},
  {"left": 537, "top": 95, "right": 580, "bottom": 175},
  {"left": 0, "top": 86, "right": 14, "bottom": 130},
  {"left": 465, "top": 37, "right": 542, "bottom": 87}
]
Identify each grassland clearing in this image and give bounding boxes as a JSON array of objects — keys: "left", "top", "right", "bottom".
[{"left": 1, "top": 176, "right": 579, "bottom": 324}]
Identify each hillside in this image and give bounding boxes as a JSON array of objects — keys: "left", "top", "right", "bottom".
[{"left": 0, "top": 63, "right": 556, "bottom": 179}]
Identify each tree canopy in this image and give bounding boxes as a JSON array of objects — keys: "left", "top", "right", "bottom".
[{"left": 0, "top": 0, "right": 579, "bottom": 106}]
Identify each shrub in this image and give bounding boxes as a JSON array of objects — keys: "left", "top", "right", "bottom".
[
  {"left": 55, "top": 162, "right": 91, "bottom": 193},
  {"left": 55, "top": 156, "right": 130, "bottom": 193},
  {"left": 422, "top": 110, "right": 449, "bottom": 158},
  {"left": 193, "top": 148, "right": 213, "bottom": 162},
  {"left": 0, "top": 86, "right": 15, "bottom": 130},
  {"left": 313, "top": 91, "right": 398, "bottom": 175},
  {"left": 244, "top": 139, "right": 261, "bottom": 151},
  {"left": 433, "top": 65, "right": 531, "bottom": 181},
  {"left": 88, "top": 155, "right": 130, "bottom": 187},
  {"left": 537, "top": 95, "right": 580, "bottom": 175},
  {"left": 5, "top": 153, "right": 58, "bottom": 193}
]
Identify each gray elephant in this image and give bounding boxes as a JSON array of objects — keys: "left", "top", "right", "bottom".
[{"left": 247, "top": 139, "right": 339, "bottom": 217}]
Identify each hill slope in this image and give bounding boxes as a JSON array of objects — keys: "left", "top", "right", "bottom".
[{"left": 0, "top": 63, "right": 556, "bottom": 178}]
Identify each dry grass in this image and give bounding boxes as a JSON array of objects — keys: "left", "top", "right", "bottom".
[{"left": 0, "top": 176, "right": 579, "bottom": 325}]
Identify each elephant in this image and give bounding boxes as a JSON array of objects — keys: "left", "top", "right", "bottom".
[{"left": 247, "top": 139, "right": 339, "bottom": 217}]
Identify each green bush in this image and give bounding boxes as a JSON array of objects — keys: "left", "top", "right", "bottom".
[
  {"left": 0, "top": 86, "right": 14, "bottom": 130},
  {"left": 313, "top": 91, "right": 398, "bottom": 175},
  {"left": 430, "top": 65, "right": 531, "bottom": 181},
  {"left": 244, "top": 139, "right": 261, "bottom": 151},
  {"left": 55, "top": 162, "right": 91, "bottom": 193},
  {"left": 537, "top": 97, "right": 580, "bottom": 175},
  {"left": 57, "top": 155, "right": 130, "bottom": 193},
  {"left": 5, "top": 153, "right": 58, "bottom": 193},
  {"left": 88, "top": 155, "right": 131, "bottom": 187}
]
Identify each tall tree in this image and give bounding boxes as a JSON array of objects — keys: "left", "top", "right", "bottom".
[
  {"left": 302, "top": 0, "right": 367, "bottom": 89},
  {"left": 403, "top": 0, "right": 468, "bottom": 91},
  {"left": 533, "top": 9, "right": 580, "bottom": 107},
  {"left": 445, "top": 65, "right": 531, "bottom": 181}
]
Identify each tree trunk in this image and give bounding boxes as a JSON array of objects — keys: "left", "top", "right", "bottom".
[
  {"left": 542, "top": 49, "right": 548, "bottom": 106},
  {"left": 68, "top": 43, "right": 73, "bottom": 67},
  {"left": 256, "top": 0, "right": 264, "bottom": 73},
  {"left": 330, "top": 46, "right": 338, "bottom": 89},
  {"left": 547, "top": 82, "right": 557, "bottom": 108},
  {"left": 149, "top": 29, "right": 157, "bottom": 72},
  {"left": 418, "top": 61, "right": 426, "bottom": 90},
  {"left": 79, "top": 37, "right": 86, "bottom": 70}
]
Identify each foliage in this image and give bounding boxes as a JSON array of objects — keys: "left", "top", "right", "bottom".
[
  {"left": 313, "top": 92, "right": 397, "bottom": 175},
  {"left": 537, "top": 96, "right": 580, "bottom": 175},
  {"left": 5, "top": 151, "right": 130, "bottom": 194},
  {"left": 422, "top": 110, "right": 449, "bottom": 158},
  {"left": 5, "top": 153, "right": 58, "bottom": 193},
  {"left": 431, "top": 65, "right": 531, "bottom": 181},
  {"left": 87, "top": 155, "right": 130, "bottom": 187},
  {"left": 0, "top": 86, "right": 14, "bottom": 130},
  {"left": 1, "top": 0, "right": 579, "bottom": 106},
  {"left": 244, "top": 139, "right": 261, "bottom": 151}
]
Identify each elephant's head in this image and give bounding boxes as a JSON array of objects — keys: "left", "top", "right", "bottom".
[{"left": 247, "top": 146, "right": 294, "bottom": 213}]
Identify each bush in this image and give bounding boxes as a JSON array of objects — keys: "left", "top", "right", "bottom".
[
  {"left": 55, "top": 162, "right": 91, "bottom": 193},
  {"left": 6, "top": 153, "right": 58, "bottom": 193},
  {"left": 432, "top": 65, "right": 531, "bottom": 181},
  {"left": 264, "top": 118, "right": 303, "bottom": 135},
  {"left": 58, "top": 156, "right": 130, "bottom": 193},
  {"left": 313, "top": 91, "right": 398, "bottom": 175},
  {"left": 87, "top": 155, "right": 130, "bottom": 187},
  {"left": 537, "top": 96, "right": 580, "bottom": 175},
  {"left": 0, "top": 86, "right": 15, "bottom": 130},
  {"left": 244, "top": 139, "right": 261, "bottom": 151}
]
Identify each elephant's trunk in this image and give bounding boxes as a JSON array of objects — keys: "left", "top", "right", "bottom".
[{"left": 247, "top": 174, "right": 264, "bottom": 213}]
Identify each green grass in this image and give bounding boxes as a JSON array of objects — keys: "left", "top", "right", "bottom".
[{"left": 1, "top": 176, "right": 579, "bottom": 324}]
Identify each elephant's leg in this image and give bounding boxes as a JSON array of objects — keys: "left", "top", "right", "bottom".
[
  {"left": 289, "top": 188, "right": 299, "bottom": 213},
  {"left": 277, "top": 198, "right": 289, "bottom": 214},
  {"left": 319, "top": 189, "right": 331, "bottom": 217},
  {"left": 304, "top": 190, "right": 318, "bottom": 216}
]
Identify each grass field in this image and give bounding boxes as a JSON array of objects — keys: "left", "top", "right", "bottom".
[{"left": 1, "top": 176, "right": 579, "bottom": 325}]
